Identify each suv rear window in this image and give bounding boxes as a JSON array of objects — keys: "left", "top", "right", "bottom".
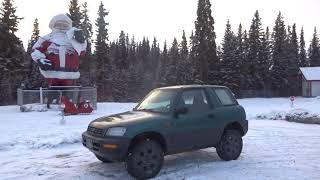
[
  {"left": 213, "top": 88, "right": 237, "bottom": 106},
  {"left": 176, "top": 89, "right": 211, "bottom": 114}
]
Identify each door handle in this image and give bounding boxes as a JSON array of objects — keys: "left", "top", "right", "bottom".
[
  {"left": 165, "top": 122, "right": 174, "bottom": 128},
  {"left": 208, "top": 114, "right": 215, "bottom": 118}
]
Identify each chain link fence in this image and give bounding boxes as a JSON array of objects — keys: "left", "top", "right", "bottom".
[
  {"left": 239, "top": 90, "right": 281, "bottom": 98},
  {"left": 17, "top": 86, "right": 97, "bottom": 111}
]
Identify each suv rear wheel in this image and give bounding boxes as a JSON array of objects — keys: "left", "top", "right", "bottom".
[
  {"left": 216, "top": 130, "right": 243, "bottom": 161},
  {"left": 126, "top": 139, "right": 164, "bottom": 179}
]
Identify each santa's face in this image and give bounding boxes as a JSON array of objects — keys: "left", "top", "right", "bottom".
[{"left": 53, "top": 20, "right": 71, "bottom": 32}]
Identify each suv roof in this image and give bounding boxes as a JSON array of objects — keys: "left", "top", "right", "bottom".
[{"left": 157, "top": 84, "right": 227, "bottom": 90}]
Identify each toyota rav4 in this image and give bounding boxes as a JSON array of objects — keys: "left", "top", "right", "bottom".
[{"left": 82, "top": 85, "right": 248, "bottom": 179}]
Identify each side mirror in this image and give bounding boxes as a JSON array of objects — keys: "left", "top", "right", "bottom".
[{"left": 174, "top": 107, "right": 188, "bottom": 118}]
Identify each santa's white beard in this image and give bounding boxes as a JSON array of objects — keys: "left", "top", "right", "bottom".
[
  {"left": 46, "top": 28, "right": 87, "bottom": 55},
  {"left": 50, "top": 31, "right": 72, "bottom": 47}
]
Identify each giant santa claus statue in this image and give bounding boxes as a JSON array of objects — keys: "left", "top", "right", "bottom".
[
  {"left": 31, "top": 14, "right": 92, "bottom": 113},
  {"left": 31, "top": 14, "right": 86, "bottom": 86}
]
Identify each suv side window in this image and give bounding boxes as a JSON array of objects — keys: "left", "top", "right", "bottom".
[
  {"left": 214, "top": 88, "right": 237, "bottom": 106},
  {"left": 177, "top": 89, "right": 211, "bottom": 114}
]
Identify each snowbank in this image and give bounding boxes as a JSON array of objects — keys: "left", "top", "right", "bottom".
[
  {"left": 238, "top": 97, "right": 320, "bottom": 124},
  {"left": 285, "top": 109, "right": 320, "bottom": 124}
]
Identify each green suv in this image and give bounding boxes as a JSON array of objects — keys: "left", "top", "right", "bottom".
[{"left": 82, "top": 85, "right": 248, "bottom": 179}]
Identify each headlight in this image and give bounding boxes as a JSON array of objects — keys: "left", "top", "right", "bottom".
[{"left": 105, "top": 127, "right": 126, "bottom": 136}]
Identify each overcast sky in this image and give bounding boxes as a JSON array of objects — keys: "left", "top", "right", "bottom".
[{"left": 14, "top": 0, "right": 320, "bottom": 49}]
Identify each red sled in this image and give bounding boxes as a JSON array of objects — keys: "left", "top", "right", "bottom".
[
  {"left": 60, "top": 96, "right": 93, "bottom": 115},
  {"left": 77, "top": 101, "right": 94, "bottom": 114}
]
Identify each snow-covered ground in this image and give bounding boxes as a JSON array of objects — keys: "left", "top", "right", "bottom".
[{"left": 0, "top": 98, "right": 320, "bottom": 180}]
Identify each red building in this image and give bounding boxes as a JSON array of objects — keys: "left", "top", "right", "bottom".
[{"left": 300, "top": 67, "right": 320, "bottom": 97}]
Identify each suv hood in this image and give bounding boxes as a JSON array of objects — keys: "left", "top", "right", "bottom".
[{"left": 89, "top": 111, "right": 162, "bottom": 129}]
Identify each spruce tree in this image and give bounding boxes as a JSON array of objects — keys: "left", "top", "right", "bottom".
[
  {"left": 143, "top": 37, "right": 155, "bottom": 94},
  {"left": 246, "top": 10, "right": 265, "bottom": 90},
  {"left": 0, "top": 0, "right": 25, "bottom": 105},
  {"left": 110, "top": 32, "right": 130, "bottom": 101},
  {"left": 258, "top": 26, "right": 272, "bottom": 92},
  {"left": 189, "top": 30, "right": 197, "bottom": 83},
  {"left": 309, "top": 27, "right": 320, "bottom": 67},
  {"left": 166, "top": 38, "right": 180, "bottom": 85},
  {"left": 179, "top": 30, "right": 191, "bottom": 84},
  {"left": 194, "top": 0, "right": 218, "bottom": 84},
  {"left": 127, "top": 36, "right": 141, "bottom": 101},
  {"left": 80, "top": 2, "right": 93, "bottom": 53},
  {"left": 299, "top": 27, "right": 308, "bottom": 67},
  {"left": 242, "top": 30, "right": 250, "bottom": 64},
  {"left": 235, "top": 24, "right": 246, "bottom": 93},
  {"left": 291, "top": 25, "right": 299, "bottom": 60},
  {"left": 180, "top": 30, "right": 189, "bottom": 60},
  {"left": 125, "top": 33, "right": 130, "bottom": 54},
  {"left": 68, "top": 0, "right": 82, "bottom": 27},
  {"left": 241, "top": 29, "right": 250, "bottom": 90},
  {"left": 95, "top": 2, "right": 111, "bottom": 101},
  {"left": 286, "top": 24, "right": 300, "bottom": 95},
  {"left": 78, "top": 2, "right": 94, "bottom": 86},
  {"left": 27, "top": 18, "right": 40, "bottom": 53},
  {"left": 221, "top": 20, "right": 236, "bottom": 63},
  {"left": 95, "top": 1, "right": 109, "bottom": 70},
  {"left": 158, "top": 41, "right": 169, "bottom": 87},
  {"left": 271, "top": 12, "right": 288, "bottom": 96},
  {"left": 220, "top": 20, "right": 239, "bottom": 91},
  {"left": 26, "top": 18, "right": 43, "bottom": 88},
  {"left": 138, "top": 37, "right": 151, "bottom": 70},
  {"left": 128, "top": 36, "right": 137, "bottom": 67},
  {"left": 150, "top": 37, "right": 161, "bottom": 83},
  {"left": 0, "top": 24, "right": 25, "bottom": 105},
  {"left": 0, "top": 0, "right": 22, "bottom": 33},
  {"left": 189, "top": 30, "right": 195, "bottom": 59},
  {"left": 150, "top": 37, "right": 160, "bottom": 64},
  {"left": 135, "top": 37, "right": 154, "bottom": 95},
  {"left": 117, "top": 31, "right": 128, "bottom": 69}
]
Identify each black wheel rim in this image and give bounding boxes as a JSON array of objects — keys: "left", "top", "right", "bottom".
[
  {"left": 135, "top": 144, "right": 160, "bottom": 175},
  {"left": 224, "top": 134, "right": 241, "bottom": 156}
]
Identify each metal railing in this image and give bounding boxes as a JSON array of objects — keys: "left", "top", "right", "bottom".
[
  {"left": 238, "top": 90, "right": 280, "bottom": 98},
  {"left": 17, "top": 86, "right": 97, "bottom": 111}
]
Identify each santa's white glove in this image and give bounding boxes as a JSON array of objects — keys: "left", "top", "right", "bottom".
[
  {"left": 31, "top": 49, "right": 46, "bottom": 61},
  {"left": 67, "top": 27, "right": 87, "bottom": 55},
  {"left": 37, "top": 59, "right": 52, "bottom": 70},
  {"left": 39, "top": 59, "right": 52, "bottom": 65}
]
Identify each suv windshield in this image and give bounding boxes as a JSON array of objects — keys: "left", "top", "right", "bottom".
[{"left": 136, "top": 89, "right": 177, "bottom": 113}]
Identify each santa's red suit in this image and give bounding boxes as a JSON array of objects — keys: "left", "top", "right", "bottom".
[{"left": 31, "top": 14, "right": 87, "bottom": 86}]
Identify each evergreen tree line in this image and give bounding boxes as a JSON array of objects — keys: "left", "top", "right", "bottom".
[
  {"left": 1, "top": 0, "right": 320, "bottom": 105},
  {"left": 0, "top": 0, "right": 25, "bottom": 105}
]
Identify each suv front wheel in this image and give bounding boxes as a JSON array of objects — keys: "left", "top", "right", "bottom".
[
  {"left": 126, "top": 139, "right": 164, "bottom": 179},
  {"left": 216, "top": 130, "right": 243, "bottom": 161}
]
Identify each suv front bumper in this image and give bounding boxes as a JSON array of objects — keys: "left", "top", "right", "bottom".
[{"left": 82, "top": 131, "right": 131, "bottom": 162}]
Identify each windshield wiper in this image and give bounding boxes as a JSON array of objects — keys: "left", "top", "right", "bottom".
[
  {"left": 137, "top": 108, "right": 154, "bottom": 112},
  {"left": 137, "top": 108, "right": 160, "bottom": 113}
]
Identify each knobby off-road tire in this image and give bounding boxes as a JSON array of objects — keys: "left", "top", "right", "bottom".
[
  {"left": 95, "top": 154, "right": 112, "bottom": 163},
  {"left": 216, "top": 130, "right": 243, "bottom": 161},
  {"left": 126, "top": 139, "right": 164, "bottom": 179}
]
